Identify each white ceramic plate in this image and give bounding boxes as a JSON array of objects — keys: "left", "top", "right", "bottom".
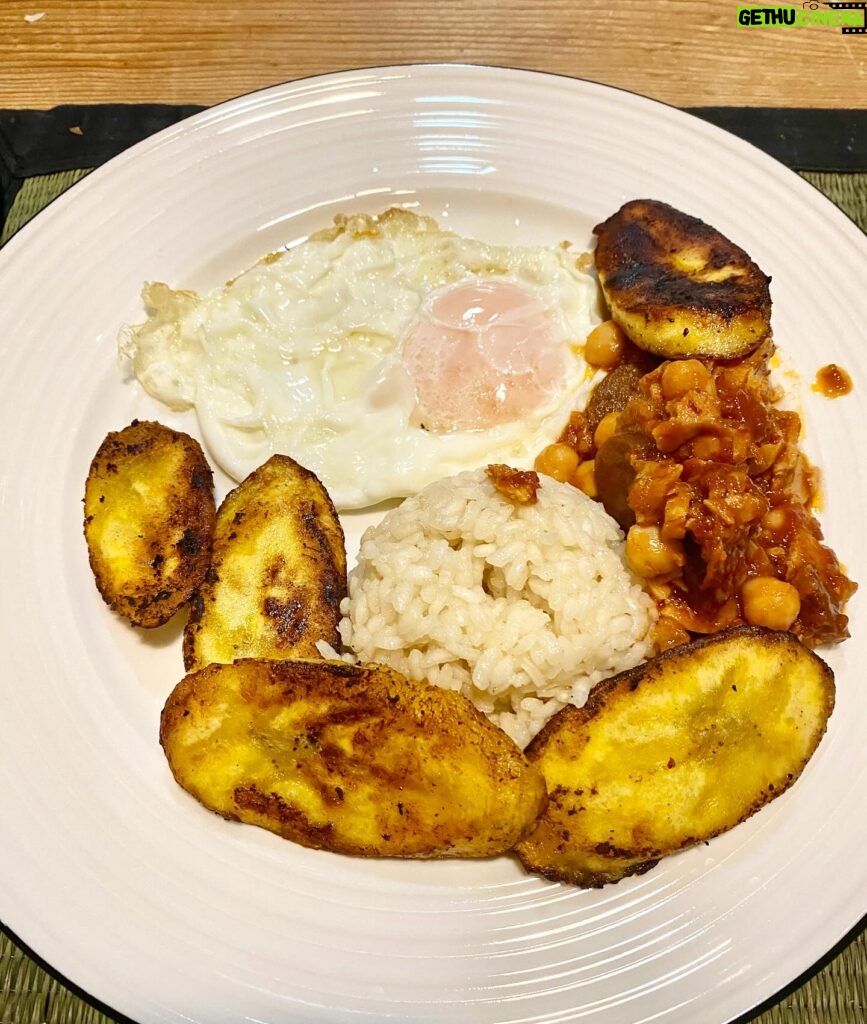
[{"left": 0, "top": 65, "right": 864, "bottom": 1024}]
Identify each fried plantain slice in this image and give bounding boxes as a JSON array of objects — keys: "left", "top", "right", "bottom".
[
  {"left": 593, "top": 199, "right": 772, "bottom": 359},
  {"left": 183, "top": 454, "right": 346, "bottom": 671},
  {"left": 160, "top": 658, "right": 548, "bottom": 858},
  {"left": 515, "top": 626, "right": 834, "bottom": 887},
  {"left": 83, "top": 420, "right": 216, "bottom": 627}
]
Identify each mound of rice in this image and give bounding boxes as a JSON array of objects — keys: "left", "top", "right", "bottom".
[{"left": 338, "top": 469, "right": 656, "bottom": 748}]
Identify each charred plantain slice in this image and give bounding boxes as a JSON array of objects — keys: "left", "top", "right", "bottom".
[
  {"left": 515, "top": 626, "right": 834, "bottom": 887},
  {"left": 160, "top": 658, "right": 548, "bottom": 858},
  {"left": 183, "top": 454, "right": 346, "bottom": 672},
  {"left": 83, "top": 420, "right": 216, "bottom": 627},
  {"left": 593, "top": 199, "right": 771, "bottom": 359}
]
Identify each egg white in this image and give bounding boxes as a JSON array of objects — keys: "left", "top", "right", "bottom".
[{"left": 120, "top": 208, "right": 603, "bottom": 509}]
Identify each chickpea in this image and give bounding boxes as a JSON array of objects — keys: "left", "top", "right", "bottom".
[
  {"left": 593, "top": 410, "right": 622, "bottom": 450},
  {"left": 652, "top": 616, "right": 691, "bottom": 653},
  {"left": 691, "top": 434, "right": 722, "bottom": 460},
  {"left": 534, "top": 442, "right": 579, "bottom": 482},
  {"left": 762, "top": 507, "right": 788, "bottom": 535},
  {"left": 660, "top": 359, "right": 714, "bottom": 401},
  {"left": 625, "top": 525, "right": 686, "bottom": 578},
  {"left": 741, "top": 576, "right": 801, "bottom": 630},
  {"left": 584, "top": 320, "right": 627, "bottom": 369},
  {"left": 752, "top": 442, "right": 782, "bottom": 474},
  {"left": 571, "top": 459, "right": 598, "bottom": 498}
]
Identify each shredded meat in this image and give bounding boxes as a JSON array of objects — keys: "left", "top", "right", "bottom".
[
  {"left": 486, "top": 464, "right": 540, "bottom": 506},
  {"left": 561, "top": 342, "right": 856, "bottom": 647}
]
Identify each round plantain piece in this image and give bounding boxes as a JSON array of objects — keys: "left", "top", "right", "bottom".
[
  {"left": 593, "top": 199, "right": 772, "bottom": 359},
  {"left": 84, "top": 420, "right": 216, "bottom": 627}
]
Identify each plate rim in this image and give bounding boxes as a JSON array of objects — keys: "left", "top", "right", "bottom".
[{"left": 4, "top": 62, "right": 866, "bottom": 265}]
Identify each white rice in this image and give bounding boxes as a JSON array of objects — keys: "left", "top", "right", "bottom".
[{"left": 337, "top": 469, "right": 656, "bottom": 748}]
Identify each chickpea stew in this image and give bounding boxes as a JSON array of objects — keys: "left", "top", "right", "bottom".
[{"left": 537, "top": 328, "right": 856, "bottom": 652}]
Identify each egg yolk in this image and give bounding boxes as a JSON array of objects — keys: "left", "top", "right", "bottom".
[{"left": 401, "top": 281, "right": 566, "bottom": 432}]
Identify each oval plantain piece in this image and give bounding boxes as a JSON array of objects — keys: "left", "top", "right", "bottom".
[
  {"left": 83, "top": 420, "right": 216, "bottom": 627},
  {"left": 593, "top": 199, "right": 771, "bottom": 359},
  {"left": 160, "top": 658, "right": 548, "bottom": 858},
  {"left": 515, "top": 626, "right": 834, "bottom": 887},
  {"left": 183, "top": 454, "right": 346, "bottom": 672}
]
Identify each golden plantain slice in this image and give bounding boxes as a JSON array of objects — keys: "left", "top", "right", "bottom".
[
  {"left": 83, "top": 420, "right": 216, "bottom": 627},
  {"left": 515, "top": 626, "right": 834, "bottom": 887},
  {"left": 183, "top": 455, "right": 346, "bottom": 672},
  {"left": 160, "top": 658, "right": 548, "bottom": 858},
  {"left": 593, "top": 199, "right": 772, "bottom": 359}
]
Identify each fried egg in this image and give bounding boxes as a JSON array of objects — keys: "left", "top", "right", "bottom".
[{"left": 121, "top": 208, "right": 602, "bottom": 509}]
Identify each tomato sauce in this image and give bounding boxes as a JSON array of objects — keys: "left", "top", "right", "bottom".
[{"left": 813, "top": 363, "right": 852, "bottom": 399}]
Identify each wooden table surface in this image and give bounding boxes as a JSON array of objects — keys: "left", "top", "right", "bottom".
[{"left": 1, "top": 0, "right": 865, "bottom": 110}]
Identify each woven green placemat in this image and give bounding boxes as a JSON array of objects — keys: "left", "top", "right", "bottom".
[
  {"left": 0, "top": 170, "right": 865, "bottom": 1024},
  {"left": 0, "top": 169, "right": 92, "bottom": 246}
]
